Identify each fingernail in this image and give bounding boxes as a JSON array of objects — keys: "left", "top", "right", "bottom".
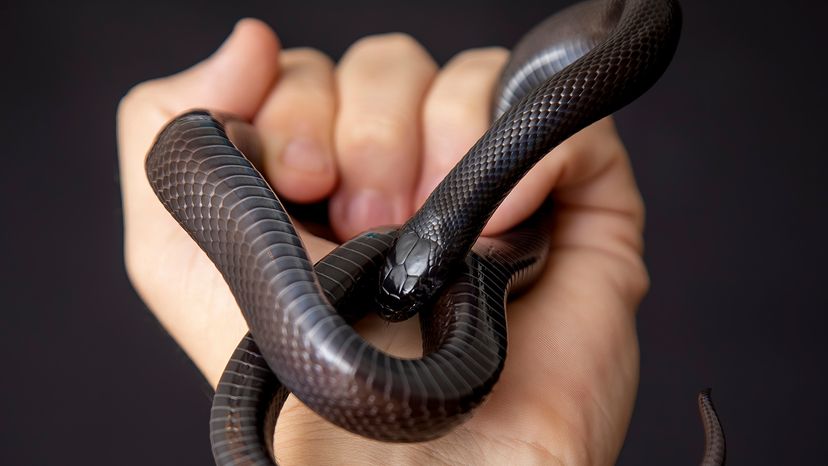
[
  {"left": 346, "top": 190, "right": 395, "bottom": 232},
  {"left": 281, "top": 137, "right": 329, "bottom": 174}
]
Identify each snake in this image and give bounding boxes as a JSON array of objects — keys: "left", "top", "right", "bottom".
[{"left": 144, "top": 0, "right": 726, "bottom": 464}]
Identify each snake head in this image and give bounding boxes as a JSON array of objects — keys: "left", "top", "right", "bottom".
[{"left": 377, "top": 228, "right": 446, "bottom": 322}]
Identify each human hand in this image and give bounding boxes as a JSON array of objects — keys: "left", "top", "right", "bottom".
[{"left": 118, "top": 19, "right": 648, "bottom": 465}]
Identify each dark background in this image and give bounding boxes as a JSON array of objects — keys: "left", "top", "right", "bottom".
[{"left": 3, "top": 0, "right": 825, "bottom": 464}]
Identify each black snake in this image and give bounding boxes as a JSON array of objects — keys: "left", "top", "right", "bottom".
[{"left": 145, "top": 0, "right": 726, "bottom": 464}]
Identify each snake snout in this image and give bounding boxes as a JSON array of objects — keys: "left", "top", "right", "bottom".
[{"left": 377, "top": 229, "right": 446, "bottom": 322}]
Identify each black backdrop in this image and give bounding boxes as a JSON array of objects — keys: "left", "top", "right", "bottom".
[{"left": 2, "top": 0, "right": 826, "bottom": 464}]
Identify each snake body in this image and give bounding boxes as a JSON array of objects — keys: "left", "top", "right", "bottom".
[
  {"left": 377, "top": 0, "right": 682, "bottom": 320},
  {"left": 145, "top": 0, "right": 726, "bottom": 464}
]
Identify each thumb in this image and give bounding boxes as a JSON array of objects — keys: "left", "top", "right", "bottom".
[
  {"left": 150, "top": 18, "right": 281, "bottom": 119},
  {"left": 118, "top": 18, "right": 280, "bottom": 246}
]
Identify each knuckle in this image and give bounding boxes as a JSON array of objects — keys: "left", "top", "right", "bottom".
[
  {"left": 604, "top": 222, "right": 650, "bottom": 306},
  {"left": 348, "top": 32, "right": 424, "bottom": 58},
  {"left": 378, "top": 32, "right": 422, "bottom": 53},
  {"left": 449, "top": 47, "right": 509, "bottom": 69},
  {"left": 595, "top": 246, "right": 650, "bottom": 313},
  {"left": 117, "top": 78, "right": 170, "bottom": 121},
  {"left": 338, "top": 116, "right": 409, "bottom": 160},
  {"left": 117, "top": 81, "right": 154, "bottom": 117},
  {"left": 283, "top": 47, "right": 333, "bottom": 68},
  {"left": 627, "top": 189, "right": 646, "bottom": 229},
  {"left": 623, "top": 255, "right": 651, "bottom": 305}
]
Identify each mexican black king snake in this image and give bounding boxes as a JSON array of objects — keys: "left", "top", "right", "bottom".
[{"left": 146, "top": 0, "right": 725, "bottom": 464}]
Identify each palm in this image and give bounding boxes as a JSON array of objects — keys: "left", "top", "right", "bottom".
[{"left": 271, "top": 222, "right": 641, "bottom": 465}]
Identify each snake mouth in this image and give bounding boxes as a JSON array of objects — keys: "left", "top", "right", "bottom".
[
  {"left": 376, "top": 265, "right": 447, "bottom": 323},
  {"left": 375, "top": 294, "right": 416, "bottom": 322},
  {"left": 375, "top": 265, "right": 422, "bottom": 322}
]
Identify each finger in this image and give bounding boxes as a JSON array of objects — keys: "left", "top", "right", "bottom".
[
  {"left": 486, "top": 117, "right": 644, "bottom": 238},
  {"left": 330, "top": 33, "right": 437, "bottom": 240},
  {"left": 255, "top": 48, "right": 337, "bottom": 203},
  {"left": 118, "top": 18, "right": 281, "bottom": 224},
  {"left": 139, "top": 18, "right": 280, "bottom": 119},
  {"left": 416, "top": 47, "right": 509, "bottom": 207}
]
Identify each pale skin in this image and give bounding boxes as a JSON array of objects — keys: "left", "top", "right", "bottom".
[{"left": 118, "top": 19, "right": 649, "bottom": 465}]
